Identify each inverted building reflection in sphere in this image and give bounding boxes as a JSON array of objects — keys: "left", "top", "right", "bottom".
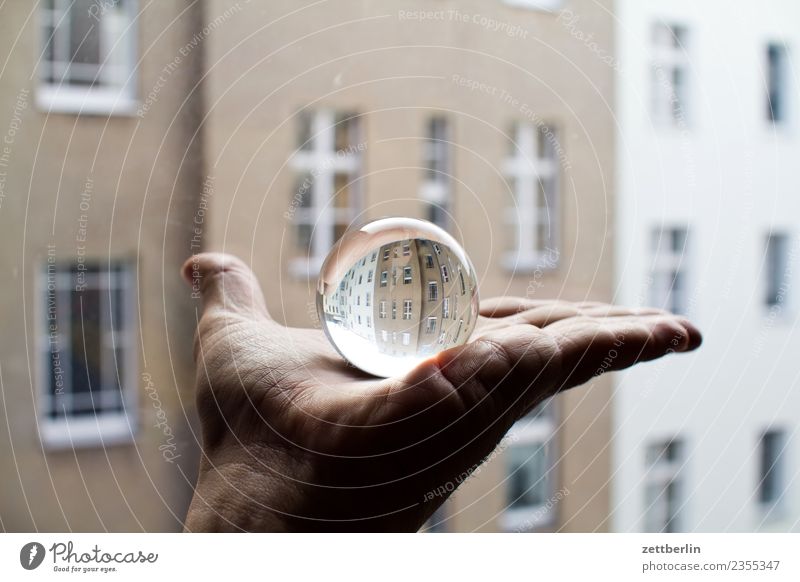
[{"left": 317, "top": 218, "right": 479, "bottom": 378}]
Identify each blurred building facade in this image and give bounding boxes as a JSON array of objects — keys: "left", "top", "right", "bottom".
[
  {"left": 0, "top": 0, "right": 621, "bottom": 532},
  {"left": 203, "top": 0, "right": 617, "bottom": 532},
  {"left": 0, "top": 1, "right": 203, "bottom": 531},
  {"left": 612, "top": 0, "right": 800, "bottom": 532}
]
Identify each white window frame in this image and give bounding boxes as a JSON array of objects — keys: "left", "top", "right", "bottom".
[
  {"left": 37, "top": 261, "right": 137, "bottom": 449},
  {"left": 428, "top": 281, "right": 438, "bottom": 301},
  {"left": 504, "top": 122, "right": 560, "bottom": 272},
  {"left": 650, "top": 226, "right": 690, "bottom": 314},
  {"left": 643, "top": 439, "right": 683, "bottom": 533},
  {"left": 420, "top": 116, "right": 452, "bottom": 228},
  {"left": 289, "top": 109, "right": 362, "bottom": 277},
  {"left": 403, "top": 299, "right": 413, "bottom": 320},
  {"left": 425, "top": 316, "right": 437, "bottom": 334},
  {"left": 403, "top": 266, "right": 412, "bottom": 284},
  {"left": 37, "top": 0, "right": 138, "bottom": 115},
  {"left": 651, "top": 22, "right": 690, "bottom": 128},
  {"left": 501, "top": 403, "right": 558, "bottom": 531}
]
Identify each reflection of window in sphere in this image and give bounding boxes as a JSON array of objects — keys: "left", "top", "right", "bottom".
[{"left": 317, "top": 218, "right": 479, "bottom": 378}]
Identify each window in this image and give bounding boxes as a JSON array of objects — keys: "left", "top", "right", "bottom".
[
  {"left": 766, "top": 43, "right": 790, "bottom": 125},
  {"left": 504, "top": 0, "right": 563, "bottom": 11},
  {"left": 433, "top": 243, "right": 441, "bottom": 255},
  {"left": 501, "top": 400, "right": 557, "bottom": 531},
  {"left": 383, "top": 248, "right": 390, "bottom": 260},
  {"left": 38, "top": 0, "right": 137, "bottom": 114},
  {"left": 381, "top": 330, "right": 388, "bottom": 342},
  {"left": 403, "top": 299, "right": 413, "bottom": 320},
  {"left": 371, "top": 252, "right": 377, "bottom": 262},
  {"left": 459, "top": 270, "right": 466, "bottom": 295},
  {"left": 651, "top": 22, "right": 689, "bottom": 126},
  {"left": 365, "top": 292, "right": 371, "bottom": 307},
  {"left": 366, "top": 316, "right": 371, "bottom": 328},
  {"left": 441, "top": 265, "right": 450, "bottom": 282},
  {"left": 392, "top": 300, "right": 397, "bottom": 319},
  {"left": 643, "top": 439, "right": 683, "bottom": 533},
  {"left": 504, "top": 122, "right": 560, "bottom": 270},
  {"left": 403, "top": 266, "right": 412, "bottom": 284},
  {"left": 425, "top": 254, "right": 434, "bottom": 269},
  {"left": 40, "top": 261, "right": 135, "bottom": 447},
  {"left": 379, "top": 301, "right": 387, "bottom": 318},
  {"left": 402, "top": 332, "right": 411, "bottom": 346},
  {"left": 289, "top": 110, "right": 361, "bottom": 276},
  {"left": 765, "top": 233, "right": 790, "bottom": 308},
  {"left": 380, "top": 271, "right": 388, "bottom": 287},
  {"left": 650, "top": 227, "right": 689, "bottom": 314},
  {"left": 420, "top": 116, "right": 451, "bottom": 228},
  {"left": 428, "top": 281, "right": 438, "bottom": 301},
  {"left": 402, "top": 243, "right": 411, "bottom": 256},
  {"left": 367, "top": 270, "right": 373, "bottom": 283},
  {"left": 758, "top": 429, "right": 786, "bottom": 506},
  {"left": 426, "top": 316, "right": 437, "bottom": 334},
  {"left": 442, "top": 297, "right": 450, "bottom": 319}
]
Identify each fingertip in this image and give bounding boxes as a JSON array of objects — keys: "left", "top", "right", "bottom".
[
  {"left": 680, "top": 319, "right": 703, "bottom": 351},
  {"left": 180, "top": 255, "right": 198, "bottom": 285}
]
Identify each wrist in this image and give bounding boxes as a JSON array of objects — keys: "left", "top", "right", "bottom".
[{"left": 184, "top": 448, "right": 300, "bottom": 532}]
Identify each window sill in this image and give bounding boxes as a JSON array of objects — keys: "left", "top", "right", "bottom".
[
  {"left": 502, "top": 252, "right": 560, "bottom": 274},
  {"left": 503, "top": 0, "right": 564, "bottom": 12},
  {"left": 37, "top": 85, "right": 138, "bottom": 117},
  {"left": 500, "top": 504, "right": 555, "bottom": 532},
  {"left": 40, "top": 413, "right": 136, "bottom": 450},
  {"left": 289, "top": 256, "right": 325, "bottom": 280}
]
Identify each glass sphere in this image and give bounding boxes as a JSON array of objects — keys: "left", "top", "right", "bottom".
[{"left": 317, "top": 217, "right": 480, "bottom": 378}]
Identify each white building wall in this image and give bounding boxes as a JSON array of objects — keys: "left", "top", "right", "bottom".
[{"left": 613, "top": 0, "right": 800, "bottom": 532}]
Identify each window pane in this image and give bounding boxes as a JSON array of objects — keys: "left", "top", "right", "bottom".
[
  {"left": 70, "top": 288, "right": 102, "bottom": 396},
  {"left": 759, "top": 430, "right": 785, "bottom": 504},
  {"left": 334, "top": 113, "right": 358, "bottom": 151},
  {"left": 297, "top": 111, "right": 313, "bottom": 150},
  {"left": 507, "top": 443, "right": 549, "bottom": 509},
  {"left": 69, "top": 0, "right": 102, "bottom": 84}
]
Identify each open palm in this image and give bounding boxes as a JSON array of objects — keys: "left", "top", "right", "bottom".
[{"left": 182, "top": 253, "right": 701, "bottom": 532}]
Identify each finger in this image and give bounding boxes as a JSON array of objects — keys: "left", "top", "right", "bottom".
[
  {"left": 479, "top": 297, "right": 613, "bottom": 318},
  {"left": 407, "top": 314, "right": 701, "bottom": 427},
  {"left": 181, "top": 253, "right": 271, "bottom": 320},
  {"left": 480, "top": 302, "right": 669, "bottom": 330},
  {"left": 547, "top": 315, "right": 702, "bottom": 390}
]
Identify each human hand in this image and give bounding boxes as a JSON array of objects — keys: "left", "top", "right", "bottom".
[{"left": 181, "top": 253, "right": 701, "bottom": 532}]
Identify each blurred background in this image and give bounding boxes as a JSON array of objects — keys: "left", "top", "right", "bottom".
[{"left": 0, "top": 0, "right": 798, "bottom": 532}]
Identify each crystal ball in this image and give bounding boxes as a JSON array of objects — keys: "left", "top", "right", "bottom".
[{"left": 316, "top": 217, "right": 480, "bottom": 378}]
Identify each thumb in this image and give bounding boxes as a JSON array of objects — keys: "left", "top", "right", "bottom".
[{"left": 181, "top": 253, "right": 271, "bottom": 320}]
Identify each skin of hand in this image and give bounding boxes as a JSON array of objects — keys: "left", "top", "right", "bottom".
[{"left": 181, "top": 253, "right": 702, "bottom": 532}]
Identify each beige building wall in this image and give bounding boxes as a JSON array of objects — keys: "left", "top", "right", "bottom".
[
  {"left": 0, "top": 1, "right": 203, "bottom": 531},
  {"left": 204, "top": 0, "right": 616, "bottom": 531}
]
